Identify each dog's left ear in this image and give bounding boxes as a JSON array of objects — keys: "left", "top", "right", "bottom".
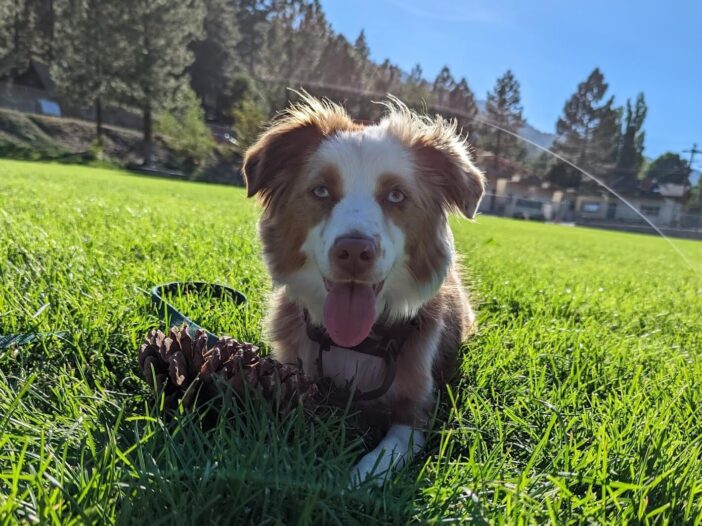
[{"left": 414, "top": 140, "right": 486, "bottom": 219}]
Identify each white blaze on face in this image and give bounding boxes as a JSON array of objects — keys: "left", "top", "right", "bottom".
[{"left": 292, "top": 126, "right": 415, "bottom": 324}]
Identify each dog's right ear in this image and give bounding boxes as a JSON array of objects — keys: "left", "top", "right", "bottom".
[
  {"left": 242, "top": 123, "right": 322, "bottom": 199},
  {"left": 242, "top": 96, "right": 360, "bottom": 202}
]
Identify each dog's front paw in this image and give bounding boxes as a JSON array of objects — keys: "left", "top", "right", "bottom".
[
  {"left": 349, "top": 425, "right": 425, "bottom": 488},
  {"left": 349, "top": 450, "right": 389, "bottom": 487}
]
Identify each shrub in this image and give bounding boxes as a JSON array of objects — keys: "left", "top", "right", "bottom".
[
  {"left": 231, "top": 98, "right": 268, "bottom": 153},
  {"left": 156, "top": 87, "right": 215, "bottom": 171}
]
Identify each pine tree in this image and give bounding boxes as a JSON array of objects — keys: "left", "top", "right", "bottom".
[
  {"left": 373, "top": 59, "right": 402, "bottom": 95},
  {"left": 0, "top": 2, "right": 13, "bottom": 60},
  {"left": 483, "top": 69, "right": 525, "bottom": 166},
  {"left": 0, "top": 0, "right": 42, "bottom": 75},
  {"left": 432, "top": 65, "right": 456, "bottom": 108},
  {"left": 398, "top": 63, "right": 432, "bottom": 111},
  {"left": 50, "top": 0, "right": 129, "bottom": 140},
  {"left": 446, "top": 77, "right": 478, "bottom": 137},
  {"left": 261, "top": 0, "right": 331, "bottom": 107},
  {"left": 118, "top": 0, "right": 206, "bottom": 165},
  {"left": 554, "top": 68, "right": 621, "bottom": 182},
  {"left": 615, "top": 93, "right": 647, "bottom": 181},
  {"left": 190, "top": 0, "right": 241, "bottom": 121},
  {"left": 352, "top": 29, "right": 372, "bottom": 90},
  {"left": 353, "top": 29, "right": 369, "bottom": 62},
  {"left": 235, "top": 0, "right": 270, "bottom": 75}
]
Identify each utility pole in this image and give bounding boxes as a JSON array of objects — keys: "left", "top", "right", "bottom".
[{"left": 683, "top": 143, "right": 701, "bottom": 172}]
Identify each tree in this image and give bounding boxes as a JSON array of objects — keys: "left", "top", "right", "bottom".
[
  {"left": 615, "top": 93, "right": 647, "bottom": 181},
  {"left": 51, "top": 0, "right": 129, "bottom": 140},
  {"left": 446, "top": 77, "right": 478, "bottom": 138},
  {"left": 263, "top": 0, "right": 330, "bottom": 83},
  {"left": 553, "top": 68, "right": 621, "bottom": 182},
  {"left": 432, "top": 65, "right": 456, "bottom": 108},
  {"left": 644, "top": 152, "right": 690, "bottom": 185},
  {"left": 156, "top": 85, "right": 215, "bottom": 171},
  {"left": 235, "top": 0, "right": 270, "bottom": 75},
  {"left": 483, "top": 69, "right": 525, "bottom": 166},
  {"left": 398, "top": 63, "right": 432, "bottom": 111},
  {"left": 546, "top": 161, "right": 581, "bottom": 189},
  {"left": 353, "top": 29, "right": 369, "bottom": 63},
  {"left": 190, "top": 0, "right": 241, "bottom": 121},
  {"left": 0, "top": 0, "right": 45, "bottom": 75},
  {"left": 118, "top": 0, "right": 205, "bottom": 165},
  {"left": 352, "top": 29, "right": 372, "bottom": 90}
]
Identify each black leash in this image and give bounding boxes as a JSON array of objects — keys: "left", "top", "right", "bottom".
[
  {"left": 0, "top": 282, "right": 247, "bottom": 350},
  {"left": 149, "top": 282, "right": 246, "bottom": 347}
]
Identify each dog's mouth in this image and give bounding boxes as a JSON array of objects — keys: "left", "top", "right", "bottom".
[
  {"left": 323, "top": 279, "right": 384, "bottom": 294},
  {"left": 322, "top": 279, "right": 385, "bottom": 348}
]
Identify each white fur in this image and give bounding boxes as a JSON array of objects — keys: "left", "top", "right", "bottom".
[{"left": 350, "top": 424, "right": 425, "bottom": 486}]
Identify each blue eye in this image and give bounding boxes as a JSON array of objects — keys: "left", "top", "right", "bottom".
[
  {"left": 387, "top": 190, "right": 405, "bottom": 203},
  {"left": 312, "top": 185, "right": 330, "bottom": 199}
]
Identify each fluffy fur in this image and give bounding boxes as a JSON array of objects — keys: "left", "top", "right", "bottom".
[{"left": 242, "top": 93, "right": 485, "bottom": 484}]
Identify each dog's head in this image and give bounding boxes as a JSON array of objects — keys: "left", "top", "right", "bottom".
[{"left": 243, "top": 95, "right": 485, "bottom": 347}]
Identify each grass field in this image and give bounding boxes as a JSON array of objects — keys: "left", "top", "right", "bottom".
[{"left": 1, "top": 159, "right": 702, "bottom": 524}]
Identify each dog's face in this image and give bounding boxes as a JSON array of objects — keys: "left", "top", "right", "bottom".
[{"left": 244, "top": 96, "right": 485, "bottom": 347}]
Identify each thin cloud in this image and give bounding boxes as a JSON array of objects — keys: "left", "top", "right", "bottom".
[{"left": 382, "top": 0, "right": 501, "bottom": 24}]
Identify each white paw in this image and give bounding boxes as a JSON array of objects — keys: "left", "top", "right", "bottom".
[
  {"left": 350, "top": 449, "right": 394, "bottom": 487},
  {"left": 348, "top": 425, "right": 425, "bottom": 487}
]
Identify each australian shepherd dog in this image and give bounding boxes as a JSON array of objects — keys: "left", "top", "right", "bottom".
[{"left": 242, "top": 94, "right": 485, "bottom": 484}]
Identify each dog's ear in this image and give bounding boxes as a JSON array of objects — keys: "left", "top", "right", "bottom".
[
  {"left": 242, "top": 96, "right": 360, "bottom": 202},
  {"left": 243, "top": 124, "right": 322, "bottom": 199},
  {"left": 414, "top": 139, "right": 486, "bottom": 219}
]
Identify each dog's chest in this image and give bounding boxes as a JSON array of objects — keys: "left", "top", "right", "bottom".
[{"left": 299, "top": 342, "right": 387, "bottom": 392}]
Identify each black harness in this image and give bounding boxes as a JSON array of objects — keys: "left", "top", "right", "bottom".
[{"left": 303, "top": 310, "right": 420, "bottom": 402}]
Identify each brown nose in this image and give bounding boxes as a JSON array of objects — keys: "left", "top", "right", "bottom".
[{"left": 331, "top": 236, "right": 377, "bottom": 277}]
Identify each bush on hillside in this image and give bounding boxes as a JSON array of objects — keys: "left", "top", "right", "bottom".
[{"left": 156, "top": 87, "right": 215, "bottom": 172}]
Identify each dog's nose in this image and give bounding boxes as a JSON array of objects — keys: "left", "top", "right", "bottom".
[{"left": 331, "top": 236, "right": 377, "bottom": 276}]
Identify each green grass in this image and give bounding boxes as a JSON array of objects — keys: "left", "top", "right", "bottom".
[{"left": 1, "top": 159, "right": 702, "bottom": 525}]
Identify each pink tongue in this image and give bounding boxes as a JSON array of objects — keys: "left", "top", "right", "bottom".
[{"left": 323, "top": 282, "right": 376, "bottom": 348}]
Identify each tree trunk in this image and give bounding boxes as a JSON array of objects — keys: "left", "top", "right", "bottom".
[
  {"left": 493, "top": 130, "right": 502, "bottom": 170},
  {"left": 143, "top": 106, "right": 153, "bottom": 167},
  {"left": 95, "top": 97, "right": 103, "bottom": 141}
]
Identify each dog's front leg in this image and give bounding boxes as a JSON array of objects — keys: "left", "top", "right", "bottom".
[{"left": 350, "top": 424, "right": 425, "bottom": 485}]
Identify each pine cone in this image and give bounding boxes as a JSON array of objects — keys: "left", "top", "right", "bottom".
[{"left": 139, "top": 325, "right": 319, "bottom": 416}]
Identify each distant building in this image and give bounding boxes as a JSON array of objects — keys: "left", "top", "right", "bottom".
[
  {"left": 478, "top": 164, "right": 690, "bottom": 228},
  {"left": 0, "top": 59, "right": 61, "bottom": 116},
  {"left": 573, "top": 178, "right": 689, "bottom": 228}
]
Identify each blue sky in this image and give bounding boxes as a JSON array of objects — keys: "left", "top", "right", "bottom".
[{"left": 319, "top": 0, "right": 702, "bottom": 163}]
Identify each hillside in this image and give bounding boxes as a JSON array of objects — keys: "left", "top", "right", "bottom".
[{"left": 0, "top": 109, "right": 242, "bottom": 184}]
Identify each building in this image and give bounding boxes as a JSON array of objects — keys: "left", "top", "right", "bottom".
[
  {"left": 0, "top": 59, "right": 61, "bottom": 116},
  {"left": 573, "top": 179, "right": 689, "bottom": 228}
]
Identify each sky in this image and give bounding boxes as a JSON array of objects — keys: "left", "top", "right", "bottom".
[{"left": 319, "top": 0, "right": 702, "bottom": 164}]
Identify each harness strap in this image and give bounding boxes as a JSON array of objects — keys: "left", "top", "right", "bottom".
[{"left": 304, "top": 309, "right": 419, "bottom": 402}]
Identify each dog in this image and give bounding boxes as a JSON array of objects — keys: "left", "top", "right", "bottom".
[{"left": 242, "top": 94, "right": 485, "bottom": 484}]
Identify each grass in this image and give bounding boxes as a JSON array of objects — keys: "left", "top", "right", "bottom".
[{"left": 1, "top": 159, "right": 701, "bottom": 524}]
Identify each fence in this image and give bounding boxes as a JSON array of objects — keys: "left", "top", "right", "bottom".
[
  {"left": 0, "top": 82, "right": 143, "bottom": 130},
  {"left": 479, "top": 193, "right": 702, "bottom": 240}
]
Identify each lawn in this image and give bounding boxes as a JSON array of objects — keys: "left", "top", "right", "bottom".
[{"left": 1, "top": 159, "right": 702, "bottom": 525}]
